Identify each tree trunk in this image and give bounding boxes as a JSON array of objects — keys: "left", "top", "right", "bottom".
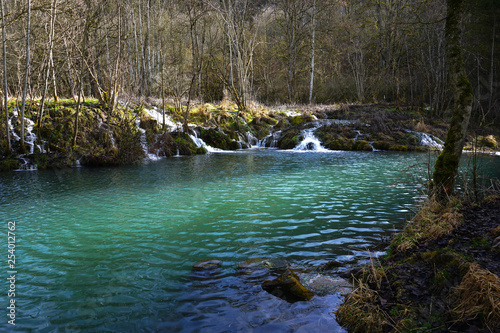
[
  {"left": 309, "top": 0, "right": 316, "bottom": 105},
  {"left": 20, "top": 0, "right": 31, "bottom": 154},
  {"left": 1, "top": 0, "right": 10, "bottom": 153},
  {"left": 432, "top": 0, "right": 473, "bottom": 200},
  {"left": 37, "top": 0, "right": 58, "bottom": 135},
  {"left": 72, "top": 82, "right": 82, "bottom": 148}
]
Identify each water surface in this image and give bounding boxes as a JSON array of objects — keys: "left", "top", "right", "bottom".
[{"left": 1, "top": 150, "right": 498, "bottom": 332}]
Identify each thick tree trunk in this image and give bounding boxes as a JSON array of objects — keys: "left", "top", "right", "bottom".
[{"left": 432, "top": 0, "right": 473, "bottom": 200}]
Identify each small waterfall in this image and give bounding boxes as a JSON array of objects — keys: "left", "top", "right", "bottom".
[
  {"left": 251, "top": 131, "right": 281, "bottom": 149},
  {"left": 246, "top": 132, "right": 259, "bottom": 146},
  {"left": 407, "top": 130, "right": 443, "bottom": 149},
  {"left": 189, "top": 132, "right": 221, "bottom": 153},
  {"left": 293, "top": 126, "right": 329, "bottom": 152},
  {"left": 110, "top": 132, "right": 117, "bottom": 149},
  {"left": 144, "top": 107, "right": 181, "bottom": 131},
  {"left": 135, "top": 115, "right": 161, "bottom": 160},
  {"left": 14, "top": 157, "right": 37, "bottom": 171},
  {"left": 8, "top": 116, "right": 21, "bottom": 142}
]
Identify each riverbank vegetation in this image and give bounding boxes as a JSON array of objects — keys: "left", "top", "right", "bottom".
[
  {"left": 0, "top": 0, "right": 499, "bottom": 162},
  {"left": 1, "top": 98, "right": 499, "bottom": 171},
  {"left": 336, "top": 195, "right": 500, "bottom": 332}
]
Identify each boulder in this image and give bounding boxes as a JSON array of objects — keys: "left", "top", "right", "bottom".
[{"left": 262, "top": 269, "right": 314, "bottom": 303}]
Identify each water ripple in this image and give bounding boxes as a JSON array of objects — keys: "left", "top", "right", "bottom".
[{"left": 1, "top": 151, "right": 498, "bottom": 332}]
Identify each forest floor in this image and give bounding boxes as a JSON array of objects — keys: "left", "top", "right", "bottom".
[{"left": 336, "top": 196, "right": 500, "bottom": 332}]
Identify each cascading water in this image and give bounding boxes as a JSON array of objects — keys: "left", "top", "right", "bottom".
[
  {"left": 294, "top": 124, "right": 329, "bottom": 152},
  {"left": 407, "top": 130, "right": 443, "bottom": 149},
  {"left": 189, "top": 131, "right": 221, "bottom": 153},
  {"left": 135, "top": 115, "right": 161, "bottom": 160},
  {"left": 254, "top": 131, "right": 281, "bottom": 149},
  {"left": 8, "top": 110, "right": 40, "bottom": 170},
  {"left": 144, "top": 107, "right": 181, "bottom": 131}
]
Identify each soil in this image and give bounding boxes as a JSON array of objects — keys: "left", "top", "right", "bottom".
[{"left": 338, "top": 197, "right": 500, "bottom": 332}]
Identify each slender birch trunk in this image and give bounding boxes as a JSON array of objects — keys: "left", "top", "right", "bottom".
[
  {"left": 0, "top": 0, "right": 10, "bottom": 152},
  {"left": 38, "top": 0, "right": 57, "bottom": 135},
  {"left": 309, "top": 0, "right": 316, "bottom": 105},
  {"left": 20, "top": 0, "right": 31, "bottom": 153}
]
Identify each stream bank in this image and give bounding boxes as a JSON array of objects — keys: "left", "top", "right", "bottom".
[
  {"left": 336, "top": 196, "right": 500, "bottom": 332},
  {"left": 1, "top": 101, "right": 499, "bottom": 171}
]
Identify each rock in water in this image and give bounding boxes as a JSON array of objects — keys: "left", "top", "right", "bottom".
[
  {"left": 192, "top": 259, "right": 222, "bottom": 271},
  {"left": 262, "top": 269, "right": 314, "bottom": 303},
  {"left": 237, "top": 257, "right": 289, "bottom": 274}
]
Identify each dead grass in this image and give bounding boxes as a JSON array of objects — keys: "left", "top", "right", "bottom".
[
  {"left": 393, "top": 198, "right": 462, "bottom": 252},
  {"left": 453, "top": 262, "right": 500, "bottom": 329},
  {"left": 335, "top": 278, "right": 392, "bottom": 333},
  {"left": 414, "top": 120, "right": 429, "bottom": 133}
]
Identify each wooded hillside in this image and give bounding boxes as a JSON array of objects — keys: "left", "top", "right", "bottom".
[{"left": 0, "top": 0, "right": 498, "bottom": 121}]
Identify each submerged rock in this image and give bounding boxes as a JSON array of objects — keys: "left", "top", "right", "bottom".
[
  {"left": 192, "top": 259, "right": 222, "bottom": 271},
  {"left": 237, "top": 257, "right": 290, "bottom": 275},
  {"left": 262, "top": 269, "right": 314, "bottom": 303},
  {"left": 299, "top": 273, "right": 352, "bottom": 296},
  {"left": 318, "top": 260, "right": 343, "bottom": 272}
]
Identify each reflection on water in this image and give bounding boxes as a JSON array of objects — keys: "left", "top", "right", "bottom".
[{"left": 1, "top": 150, "right": 499, "bottom": 332}]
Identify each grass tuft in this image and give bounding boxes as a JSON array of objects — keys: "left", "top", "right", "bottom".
[
  {"left": 335, "top": 279, "right": 392, "bottom": 333},
  {"left": 392, "top": 198, "right": 462, "bottom": 252},
  {"left": 453, "top": 262, "right": 500, "bottom": 329}
]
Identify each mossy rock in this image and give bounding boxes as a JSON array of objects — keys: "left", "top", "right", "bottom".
[
  {"left": 199, "top": 128, "right": 239, "bottom": 150},
  {"left": 325, "top": 138, "right": 354, "bottom": 150},
  {"left": 353, "top": 140, "right": 373, "bottom": 151},
  {"left": 174, "top": 136, "right": 196, "bottom": 155},
  {"left": 0, "top": 159, "right": 20, "bottom": 171},
  {"left": 150, "top": 133, "right": 177, "bottom": 157},
  {"left": 140, "top": 118, "right": 159, "bottom": 133},
  {"left": 289, "top": 114, "right": 314, "bottom": 127},
  {"left": 277, "top": 129, "right": 302, "bottom": 149},
  {"left": 262, "top": 269, "right": 314, "bottom": 303},
  {"left": 477, "top": 135, "right": 498, "bottom": 149},
  {"left": 372, "top": 141, "right": 390, "bottom": 150},
  {"left": 389, "top": 145, "right": 409, "bottom": 151},
  {"left": 81, "top": 149, "right": 120, "bottom": 167}
]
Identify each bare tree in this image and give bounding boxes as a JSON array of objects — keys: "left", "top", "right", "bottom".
[
  {"left": 37, "top": 0, "right": 58, "bottom": 135},
  {"left": 1, "top": 0, "right": 10, "bottom": 152},
  {"left": 19, "top": 0, "right": 31, "bottom": 154}
]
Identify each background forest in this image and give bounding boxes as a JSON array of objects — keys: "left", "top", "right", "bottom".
[{"left": 0, "top": 0, "right": 498, "bottom": 116}]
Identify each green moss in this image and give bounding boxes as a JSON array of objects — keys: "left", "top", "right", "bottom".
[
  {"left": 0, "top": 159, "right": 20, "bottom": 172},
  {"left": 372, "top": 141, "right": 390, "bottom": 150},
  {"left": 389, "top": 145, "right": 409, "bottom": 151},
  {"left": 477, "top": 135, "right": 498, "bottom": 149},
  {"left": 289, "top": 114, "right": 313, "bottom": 126},
  {"left": 353, "top": 140, "right": 373, "bottom": 151},
  {"left": 470, "top": 237, "right": 491, "bottom": 249}
]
